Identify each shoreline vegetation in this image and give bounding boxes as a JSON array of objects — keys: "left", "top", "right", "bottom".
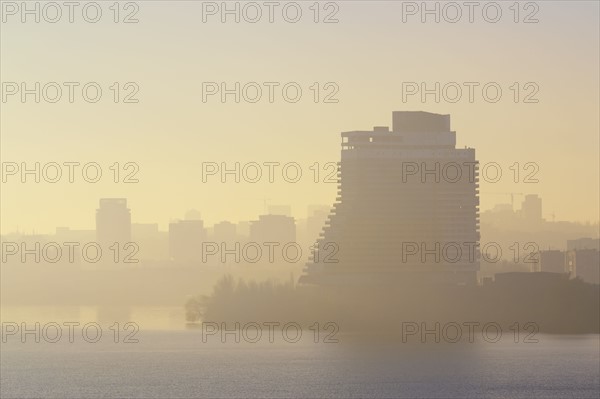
[{"left": 185, "top": 274, "right": 600, "bottom": 335}]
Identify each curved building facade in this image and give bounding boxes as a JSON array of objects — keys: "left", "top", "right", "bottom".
[{"left": 300, "top": 111, "right": 480, "bottom": 286}]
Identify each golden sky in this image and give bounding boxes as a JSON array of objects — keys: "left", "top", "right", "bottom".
[{"left": 1, "top": 1, "right": 599, "bottom": 233}]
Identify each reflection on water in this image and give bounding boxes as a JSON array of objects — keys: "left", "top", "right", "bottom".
[
  {"left": 1, "top": 306, "right": 186, "bottom": 330},
  {"left": 1, "top": 330, "right": 599, "bottom": 399}
]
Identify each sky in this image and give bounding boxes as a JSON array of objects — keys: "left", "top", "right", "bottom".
[{"left": 1, "top": 0, "right": 599, "bottom": 233}]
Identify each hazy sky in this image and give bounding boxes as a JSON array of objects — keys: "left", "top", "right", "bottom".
[{"left": 1, "top": 1, "right": 599, "bottom": 233}]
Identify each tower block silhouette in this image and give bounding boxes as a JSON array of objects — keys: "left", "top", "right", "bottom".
[{"left": 300, "top": 112, "right": 480, "bottom": 286}]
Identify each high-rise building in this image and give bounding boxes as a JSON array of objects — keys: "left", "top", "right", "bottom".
[
  {"left": 96, "top": 198, "right": 132, "bottom": 249},
  {"left": 300, "top": 111, "right": 480, "bottom": 286},
  {"left": 306, "top": 205, "right": 331, "bottom": 244}
]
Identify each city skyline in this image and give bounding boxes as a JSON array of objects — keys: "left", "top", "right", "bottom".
[
  {"left": 2, "top": 2, "right": 599, "bottom": 398},
  {"left": 2, "top": 3, "right": 599, "bottom": 234},
  {"left": 301, "top": 111, "right": 481, "bottom": 285}
]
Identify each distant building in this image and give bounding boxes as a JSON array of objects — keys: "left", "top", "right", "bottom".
[
  {"left": 308, "top": 204, "right": 331, "bottom": 216},
  {"left": 132, "top": 223, "right": 168, "bottom": 261},
  {"left": 55, "top": 227, "right": 95, "bottom": 242},
  {"left": 567, "top": 249, "right": 600, "bottom": 285},
  {"left": 169, "top": 220, "right": 207, "bottom": 263},
  {"left": 300, "top": 111, "right": 480, "bottom": 286},
  {"left": 493, "top": 271, "right": 570, "bottom": 288},
  {"left": 54, "top": 227, "right": 96, "bottom": 266},
  {"left": 520, "top": 194, "right": 542, "bottom": 224},
  {"left": 491, "top": 203, "right": 513, "bottom": 213},
  {"left": 249, "top": 214, "right": 296, "bottom": 244},
  {"left": 237, "top": 221, "right": 251, "bottom": 237},
  {"left": 480, "top": 198, "right": 598, "bottom": 253},
  {"left": 567, "top": 238, "right": 600, "bottom": 251},
  {"left": 539, "top": 250, "right": 566, "bottom": 274},
  {"left": 96, "top": 198, "right": 131, "bottom": 249},
  {"left": 213, "top": 221, "right": 237, "bottom": 243}
]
